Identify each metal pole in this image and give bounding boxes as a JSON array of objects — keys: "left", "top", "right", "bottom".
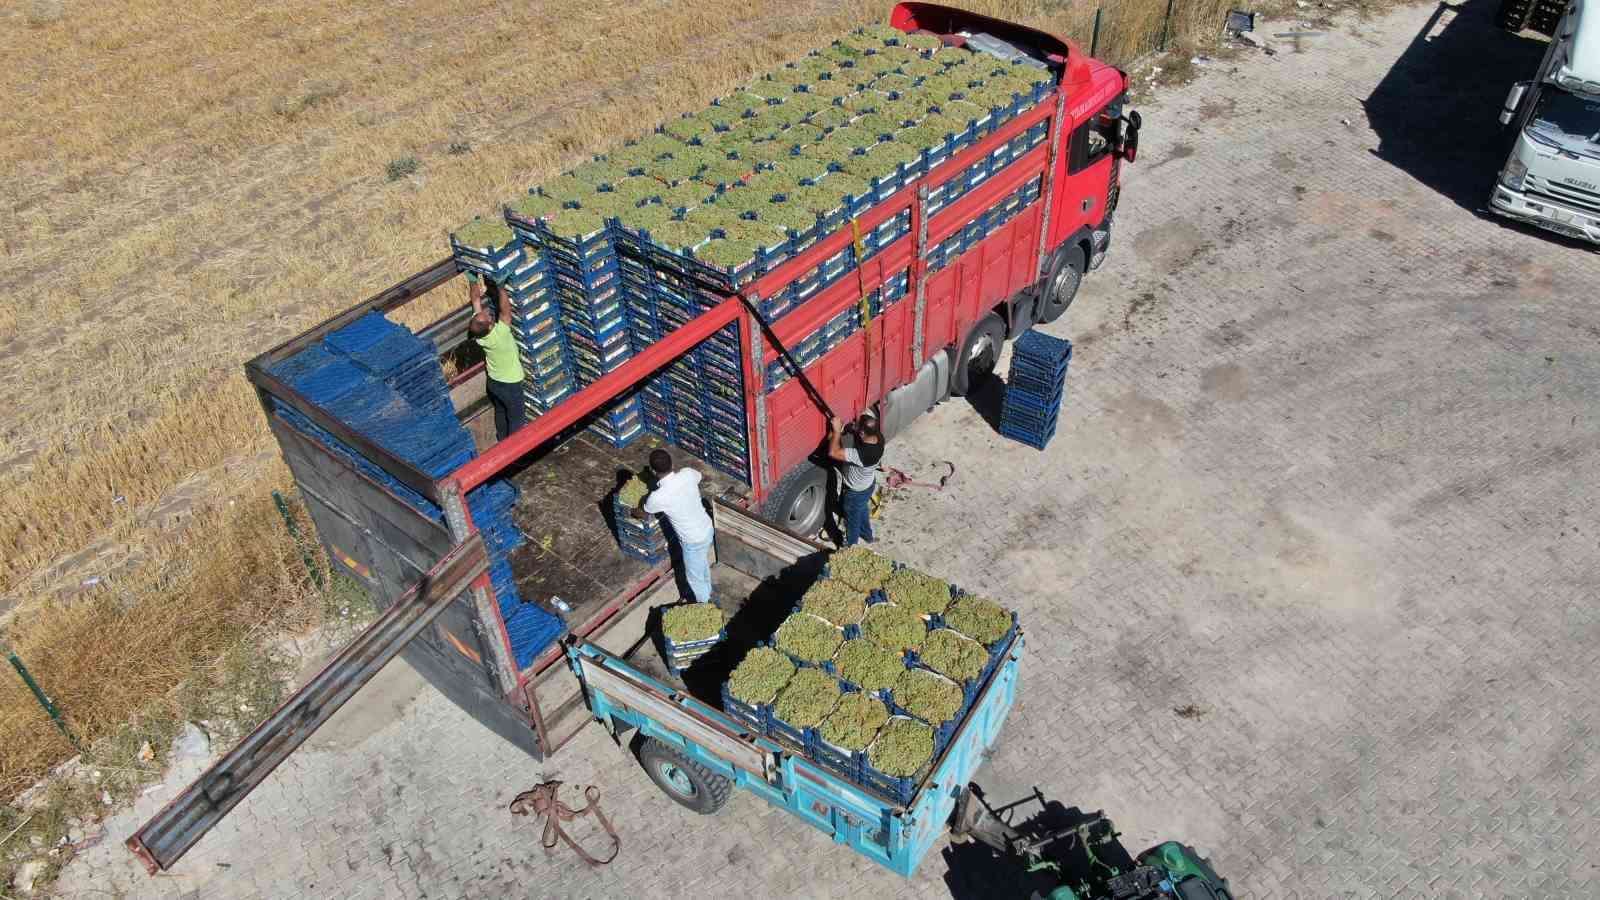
[
  {"left": 1091, "top": 7, "right": 1102, "bottom": 58},
  {"left": 1160, "top": 0, "right": 1177, "bottom": 51},
  {"left": 272, "top": 490, "right": 325, "bottom": 588},
  {"left": 9, "top": 653, "right": 81, "bottom": 750}
]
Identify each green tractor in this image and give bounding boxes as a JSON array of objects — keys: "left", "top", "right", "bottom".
[{"left": 950, "top": 786, "right": 1234, "bottom": 900}]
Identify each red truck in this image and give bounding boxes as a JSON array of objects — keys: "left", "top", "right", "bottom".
[{"left": 128, "top": 3, "right": 1139, "bottom": 873}]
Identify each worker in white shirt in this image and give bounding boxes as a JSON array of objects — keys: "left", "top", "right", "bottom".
[{"left": 631, "top": 449, "right": 715, "bottom": 603}]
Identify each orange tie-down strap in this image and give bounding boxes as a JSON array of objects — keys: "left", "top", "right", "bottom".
[{"left": 510, "top": 780, "right": 620, "bottom": 866}]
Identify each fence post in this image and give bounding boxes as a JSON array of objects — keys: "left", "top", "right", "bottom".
[
  {"left": 1091, "top": 7, "right": 1102, "bottom": 58},
  {"left": 273, "top": 490, "right": 325, "bottom": 589},
  {"left": 1159, "top": 0, "right": 1178, "bottom": 50},
  {"left": 9, "top": 653, "right": 82, "bottom": 751}
]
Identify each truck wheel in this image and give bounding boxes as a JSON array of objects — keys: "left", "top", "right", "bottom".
[
  {"left": 761, "top": 462, "right": 828, "bottom": 537},
  {"left": 639, "top": 737, "right": 731, "bottom": 815},
  {"left": 1036, "top": 247, "right": 1083, "bottom": 325},
  {"left": 951, "top": 312, "right": 1005, "bottom": 397}
]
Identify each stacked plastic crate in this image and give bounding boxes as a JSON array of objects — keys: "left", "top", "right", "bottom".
[
  {"left": 447, "top": 24, "right": 1056, "bottom": 475},
  {"left": 268, "top": 313, "right": 564, "bottom": 670},
  {"left": 998, "top": 330, "right": 1071, "bottom": 450},
  {"left": 537, "top": 205, "right": 647, "bottom": 447}
]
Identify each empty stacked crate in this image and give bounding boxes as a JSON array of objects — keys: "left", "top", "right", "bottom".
[
  {"left": 541, "top": 209, "right": 646, "bottom": 447},
  {"left": 998, "top": 330, "right": 1071, "bottom": 450},
  {"left": 268, "top": 313, "right": 565, "bottom": 669}
]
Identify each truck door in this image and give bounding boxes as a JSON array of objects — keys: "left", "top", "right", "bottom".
[
  {"left": 124, "top": 536, "right": 490, "bottom": 875},
  {"left": 1056, "top": 93, "right": 1125, "bottom": 240}
]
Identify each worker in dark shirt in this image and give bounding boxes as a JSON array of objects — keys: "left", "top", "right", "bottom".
[
  {"left": 466, "top": 273, "right": 525, "bottom": 442},
  {"left": 827, "top": 411, "right": 884, "bottom": 547}
]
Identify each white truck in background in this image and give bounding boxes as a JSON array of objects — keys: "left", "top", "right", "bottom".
[{"left": 1493, "top": 0, "right": 1600, "bottom": 245}]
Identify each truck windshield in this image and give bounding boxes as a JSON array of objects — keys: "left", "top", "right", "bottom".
[{"left": 1528, "top": 89, "right": 1600, "bottom": 158}]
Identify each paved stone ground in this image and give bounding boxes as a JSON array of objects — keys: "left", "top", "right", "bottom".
[{"left": 58, "top": 2, "right": 1600, "bottom": 897}]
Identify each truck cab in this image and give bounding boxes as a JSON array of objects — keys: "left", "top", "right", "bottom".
[{"left": 1492, "top": 0, "right": 1600, "bottom": 244}]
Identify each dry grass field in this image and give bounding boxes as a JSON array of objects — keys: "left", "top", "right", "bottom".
[{"left": 0, "top": 0, "right": 1233, "bottom": 800}]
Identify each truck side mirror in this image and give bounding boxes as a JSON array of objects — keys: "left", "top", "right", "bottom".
[
  {"left": 1120, "top": 110, "right": 1142, "bottom": 162},
  {"left": 1500, "top": 82, "right": 1529, "bottom": 126}
]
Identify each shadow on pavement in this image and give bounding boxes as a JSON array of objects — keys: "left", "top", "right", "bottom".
[{"left": 1363, "top": 0, "right": 1548, "bottom": 213}]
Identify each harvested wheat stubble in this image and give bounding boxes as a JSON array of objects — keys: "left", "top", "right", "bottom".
[
  {"left": 893, "top": 668, "right": 963, "bottom": 724},
  {"left": 662, "top": 602, "right": 724, "bottom": 643},
  {"left": 772, "top": 666, "right": 842, "bottom": 727},
  {"left": 942, "top": 595, "right": 1011, "bottom": 644},
  {"left": 833, "top": 638, "right": 904, "bottom": 692},
  {"left": 883, "top": 568, "right": 952, "bottom": 617},
  {"left": 918, "top": 628, "right": 986, "bottom": 683},
  {"left": 727, "top": 646, "right": 796, "bottom": 705},
  {"left": 861, "top": 603, "right": 925, "bottom": 653},
  {"left": 828, "top": 545, "right": 894, "bottom": 591},
  {"left": 775, "top": 612, "right": 844, "bottom": 663},
  {"left": 800, "top": 579, "right": 869, "bottom": 626},
  {"left": 870, "top": 716, "right": 934, "bottom": 777},
  {"left": 819, "top": 691, "right": 889, "bottom": 750}
]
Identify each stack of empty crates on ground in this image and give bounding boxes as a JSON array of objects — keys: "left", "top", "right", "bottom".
[
  {"left": 268, "top": 312, "right": 564, "bottom": 670},
  {"left": 998, "top": 330, "right": 1071, "bottom": 450},
  {"left": 447, "top": 23, "right": 1056, "bottom": 480}
]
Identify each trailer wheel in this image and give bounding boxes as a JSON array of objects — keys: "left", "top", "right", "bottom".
[
  {"left": 1036, "top": 247, "right": 1083, "bottom": 325},
  {"left": 951, "top": 312, "right": 1005, "bottom": 397},
  {"left": 761, "top": 462, "right": 828, "bottom": 538},
  {"left": 639, "top": 737, "right": 731, "bottom": 815}
]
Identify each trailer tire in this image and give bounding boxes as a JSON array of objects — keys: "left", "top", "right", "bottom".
[
  {"left": 761, "top": 462, "right": 829, "bottom": 538},
  {"left": 639, "top": 737, "right": 731, "bottom": 815},
  {"left": 1036, "top": 246, "right": 1083, "bottom": 325},
  {"left": 951, "top": 312, "right": 1005, "bottom": 397}
]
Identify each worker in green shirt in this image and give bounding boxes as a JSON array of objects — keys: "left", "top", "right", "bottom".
[{"left": 466, "top": 273, "right": 526, "bottom": 441}]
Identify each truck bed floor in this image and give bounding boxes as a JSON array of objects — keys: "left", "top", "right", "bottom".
[{"left": 501, "top": 430, "right": 749, "bottom": 643}]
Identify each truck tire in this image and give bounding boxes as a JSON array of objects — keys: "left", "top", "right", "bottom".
[
  {"left": 1036, "top": 246, "right": 1083, "bottom": 325},
  {"left": 639, "top": 737, "right": 731, "bottom": 815},
  {"left": 950, "top": 312, "right": 1005, "bottom": 397},
  {"left": 761, "top": 461, "right": 828, "bottom": 538}
]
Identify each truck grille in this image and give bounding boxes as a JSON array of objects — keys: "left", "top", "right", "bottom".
[{"left": 1529, "top": 174, "right": 1600, "bottom": 216}]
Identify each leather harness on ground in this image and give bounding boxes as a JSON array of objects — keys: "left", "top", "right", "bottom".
[{"left": 509, "top": 780, "right": 620, "bottom": 866}]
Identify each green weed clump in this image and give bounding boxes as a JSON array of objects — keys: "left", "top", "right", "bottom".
[
  {"left": 829, "top": 545, "right": 893, "bottom": 591},
  {"left": 662, "top": 603, "right": 725, "bottom": 643},
  {"left": 906, "top": 33, "right": 944, "bottom": 52},
  {"left": 883, "top": 568, "right": 951, "bottom": 617},
  {"left": 893, "top": 669, "right": 962, "bottom": 724},
  {"left": 861, "top": 603, "right": 925, "bottom": 653},
  {"left": 454, "top": 217, "right": 515, "bottom": 250},
  {"left": 775, "top": 612, "right": 843, "bottom": 663},
  {"left": 809, "top": 105, "right": 852, "bottom": 131},
  {"left": 834, "top": 638, "right": 904, "bottom": 692},
  {"left": 819, "top": 692, "right": 888, "bottom": 750},
  {"left": 918, "top": 629, "right": 986, "bottom": 683},
  {"left": 869, "top": 717, "right": 934, "bottom": 777},
  {"left": 942, "top": 595, "right": 1011, "bottom": 645},
  {"left": 727, "top": 647, "right": 796, "bottom": 705},
  {"left": 771, "top": 667, "right": 841, "bottom": 727},
  {"left": 800, "top": 579, "right": 868, "bottom": 626}
]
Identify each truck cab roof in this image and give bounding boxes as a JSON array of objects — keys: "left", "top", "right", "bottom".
[{"left": 1554, "top": 0, "right": 1600, "bottom": 94}]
